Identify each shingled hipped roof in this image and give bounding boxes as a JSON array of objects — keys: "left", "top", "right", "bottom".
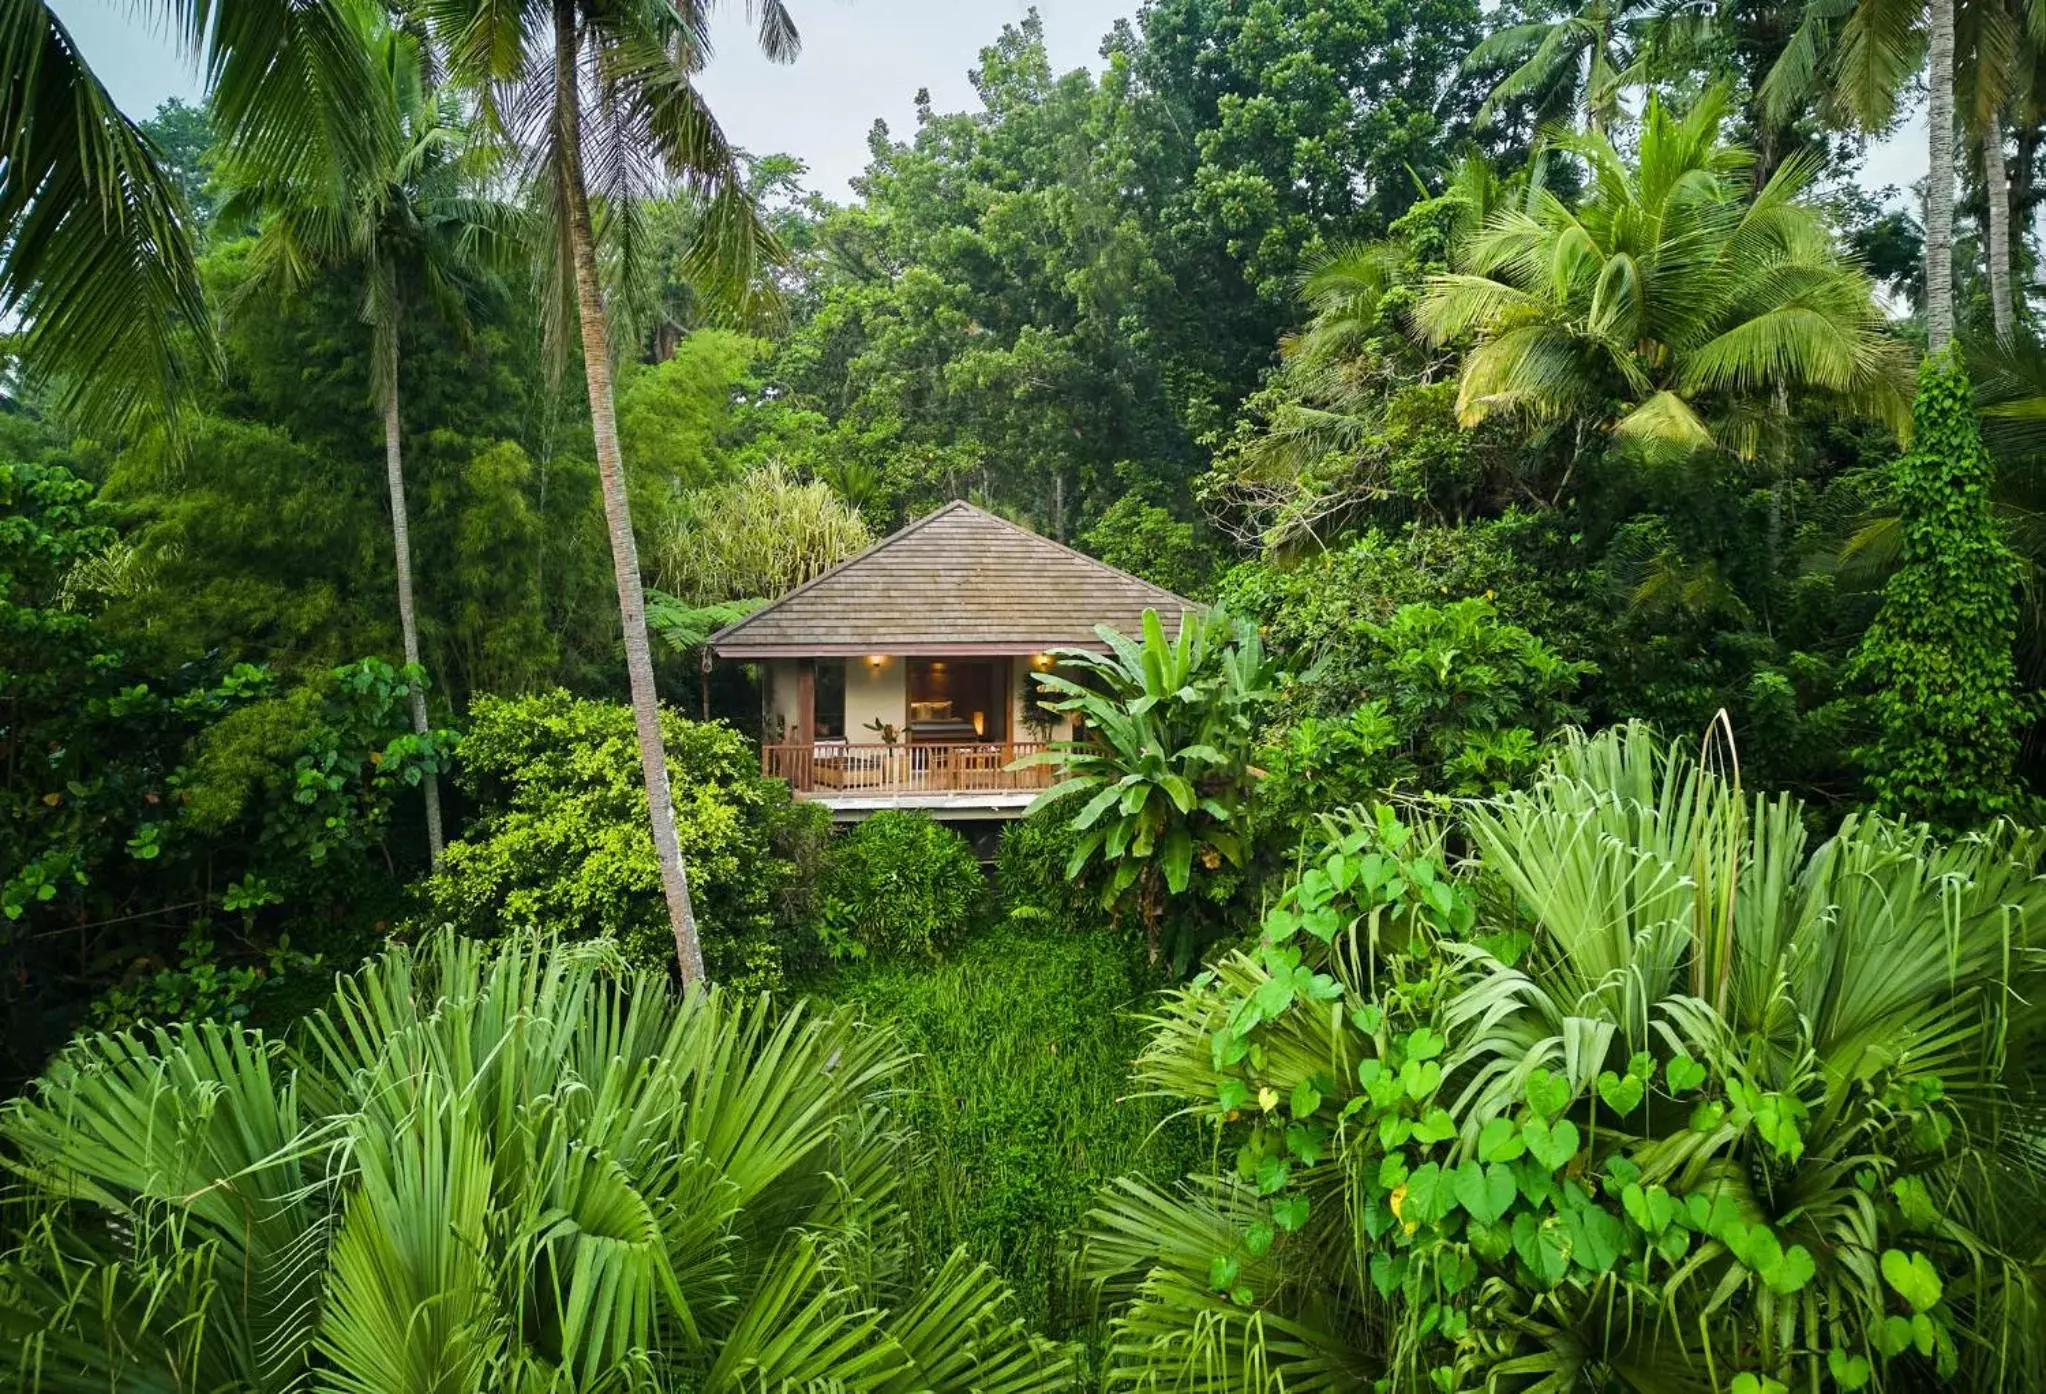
[{"left": 706, "top": 500, "right": 1201, "bottom": 658}]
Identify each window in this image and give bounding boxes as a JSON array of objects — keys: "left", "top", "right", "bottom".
[{"left": 815, "top": 659, "right": 845, "bottom": 739}]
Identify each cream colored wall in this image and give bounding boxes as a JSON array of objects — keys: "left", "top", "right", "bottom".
[
  {"left": 765, "top": 659, "right": 800, "bottom": 742},
  {"left": 844, "top": 656, "right": 906, "bottom": 740},
  {"left": 1012, "top": 656, "right": 1075, "bottom": 744}
]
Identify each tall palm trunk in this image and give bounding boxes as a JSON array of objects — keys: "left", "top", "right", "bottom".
[
  {"left": 1987, "top": 112, "right": 2016, "bottom": 339},
  {"left": 379, "top": 326, "right": 444, "bottom": 867},
  {"left": 1928, "top": 0, "right": 1958, "bottom": 351},
  {"left": 554, "top": 2, "right": 705, "bottom": 987}
]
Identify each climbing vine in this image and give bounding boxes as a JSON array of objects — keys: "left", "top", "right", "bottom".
[{"left": 1851, "top": 347, "right": 2028, "bottom": 830}]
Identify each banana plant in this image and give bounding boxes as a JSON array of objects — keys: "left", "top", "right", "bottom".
[{"left": 1017, "top": 607, "right": 1274, "bottom": 965}]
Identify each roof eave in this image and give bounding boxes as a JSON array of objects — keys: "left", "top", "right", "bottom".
[{"left": 710, "top": 639, "right": 1116, "bottom": 660}]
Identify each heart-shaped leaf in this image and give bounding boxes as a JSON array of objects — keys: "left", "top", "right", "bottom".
[
  {"left": 1561, "top": 1199, "right": 1625, "bottom": 1273},
  {"left": 1511, "top": 1212, "right": 1572, "bottom": 1287},
  {"left": 1478, "top": 1116, "right": 1525, "bottom": 1163},
  {"left": 1402, "top": 1162, "right": 1452, "bottom": 1225},
  {"left": 1244, "top": 1222, "right": 1274, "bottom": 1256},
  {"left": 1761, "top": 1242, "right": 1816, "bottom": 1295},
  {"left": 1523, "top": 1116, "right": 1581, "bottom": 1171},
  {"left": 1665, "top": 1054, "right": 1707, "bottom": 1093},
  {"left": 1271, "top": 1194, "right": 1310, "bottom": 1232},
  {"left": 1290, "top": 1079, "right": 1321, "bottom": 1118},
  {"left": 1412, "top": 1107, "right": 1457, "bottom": 1144},
  {"left": 1524, "top": 1067, "right": 1572, "bottom": 1119},
  {"left": 1621, "top": 1182, "right": 1678, "bottom": 1234},
  {"left": 1827, "top": 1349, "right": 1872, "bottom": 1390},
  {"left": 1209, "top": 1254, "right": 1239, "bottom": 1292},
  {"left": 1881, "top": 1248, "right": 1944, "bottom": 1312},
  {"left": 1404, "top": 1026, "right": 1445, "bottom": 1061},
  {"left": 1402, "top": 1059, "right": 1443, "bottom": 1101},
  {"left": 1369, "top": 1251, "right": 1405, "bottom": 1299},
  {"left": 1453, "top": 1159, "right": 1517, "bottom": 1226},
  {"left": 1597, "top": 1070, "right": 1645, "bottom": 1116}
]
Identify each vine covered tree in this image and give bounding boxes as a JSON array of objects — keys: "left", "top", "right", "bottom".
[{"left": 1852, "top": 347, "right": 2027, "bottom": 828}]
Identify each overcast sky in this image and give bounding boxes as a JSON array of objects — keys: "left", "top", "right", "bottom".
[
  {"left": 52, "top": 0, "right": 1926, "bottom": 208},
  {"left": 48, "top": 0, "right": 1141, "bottom": 201}
]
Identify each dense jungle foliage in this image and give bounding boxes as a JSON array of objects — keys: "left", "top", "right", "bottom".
[{"left": 4, "top": 0, "right": 2046, "bottom": 1386}]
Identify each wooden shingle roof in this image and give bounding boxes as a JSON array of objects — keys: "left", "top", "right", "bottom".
[{"left": 706, "top": 500, "right": 1201, "bottom": 658}]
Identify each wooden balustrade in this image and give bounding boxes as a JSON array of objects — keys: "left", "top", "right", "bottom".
[{"left": 761, "top": 741, "right": 1055, "bottom": 794}]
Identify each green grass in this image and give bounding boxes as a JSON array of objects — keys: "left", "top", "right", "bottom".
[{"left": 817, "top": 916, "right": 1202, "bottom": 1339}]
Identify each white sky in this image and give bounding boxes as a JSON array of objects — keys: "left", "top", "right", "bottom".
[
  {"left": 49, "top": 0, "right": 1142, "bottom": 202},
  {"left": 51, "top": 0, "right": 1932, "bottom": 211}
]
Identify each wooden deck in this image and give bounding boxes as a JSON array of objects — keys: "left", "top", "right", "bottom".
[{"left": 760, "top": 741, "right": 1055, "bottom": 818}]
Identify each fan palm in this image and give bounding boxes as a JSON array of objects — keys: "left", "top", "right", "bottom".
[
  {"left": 0, "top": 930, "right": 1068, "bottom": 1390},
  {"left": 1415, "top": 89, "right": 1911, "bottom": 462},
  {"left": 1086, "top": 723, "right": 2046, "bottom": 1389},
  {"left": 423, "top": 0, "right": 795, "bottom": 987},
  {"left": 1, "top": 0, "right": 385, "bottom": 431},
  {"left": 220, "top": 19, "right": 520, "bottom": 869}
]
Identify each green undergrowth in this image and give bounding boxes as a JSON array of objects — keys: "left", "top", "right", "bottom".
[{"left": 815, "top": 917, "right": 1203, "bottom": 1341}]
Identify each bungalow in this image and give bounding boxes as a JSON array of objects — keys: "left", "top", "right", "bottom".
[{"left": 706, "top": 500, "right": 1201, "bottom": 820}]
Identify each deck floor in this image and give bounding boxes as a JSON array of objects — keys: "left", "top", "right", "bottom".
[{"left": 800, "top": 789, "right": 1041, "bottom": 821}]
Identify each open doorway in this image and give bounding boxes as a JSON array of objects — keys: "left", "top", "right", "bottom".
[{"left": 905, "top": 658, "right": 1007, "bottom": 742}]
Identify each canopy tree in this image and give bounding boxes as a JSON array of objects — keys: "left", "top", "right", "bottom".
[{"left": 221, "top": 18, "right": 519, "bottom": 866}]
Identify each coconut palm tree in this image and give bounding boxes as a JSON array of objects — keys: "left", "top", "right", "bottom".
[
  {"left": 1465, "top": 0, "right": 1709, "bottom": 135},
  {"left": 1085, "top": 723, "right": 2046, "bottom": 1389},
  {"left": 1, "top": 0, "right": 384, "bottom": 431},
  {"left": 0, "top": 931, "right": 1068, "bottom": 1389},
  {"left": 1763, "top": 0, "right": 2046, "bottom": 348},
  {"left": 1414, "top": 89, "right": 1911, "bottom": 464},
  {"left": 221, "top": 20, "right": 520, "bottom": 868},
  {"left": 425, "top": 0, "right": 793, "bottom": 987}
]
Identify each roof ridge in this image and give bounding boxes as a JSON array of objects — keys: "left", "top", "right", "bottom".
[
  {"left": 705, "top": 499, "right": 972, "bottom": 646},
  {"left": 704, "top": 496, "right": 1200, "bottom": 655},
  {"left": 947, "top": 499, "right": 1192, "bottom": 605}
]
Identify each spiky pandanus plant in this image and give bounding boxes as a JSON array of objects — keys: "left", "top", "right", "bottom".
[
  {"left": 1085, "top": 724, "right": 2046, "bottom": 1391},
  {"left": 0, "top": 932, "right": 1067, "bottom": 1391}
]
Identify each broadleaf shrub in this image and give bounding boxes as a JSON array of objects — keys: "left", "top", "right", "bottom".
[
  {"left": 419, "top": 691, "right": 829, "bottom": 989},
  {"left": 818, "top": 809, "right": 985, "bottom": 960},
  {"left": 994, "top": 794, "right": 1106, "bottom": 929}
]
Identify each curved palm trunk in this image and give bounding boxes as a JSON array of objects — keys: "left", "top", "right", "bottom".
[
  {"left": 1927, "top": 0, "right": 1957, "bottom": 351},
  {"left": 380, "top": 338, "right": 444, "bottom": 867},
  {"left": 554, "top": 5, "right": 705, "bottom": 987},
  {"left": 1987, "top": 112, "right": 2015, "bottom": 340}
]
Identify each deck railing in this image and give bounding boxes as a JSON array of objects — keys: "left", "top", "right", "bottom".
[{"left": 761, "top": 741, "right": 1056, "bottom": 795}]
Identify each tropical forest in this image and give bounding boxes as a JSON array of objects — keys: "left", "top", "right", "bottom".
[{"left": 3, "top": 0, "right": 2046, "bottom": 1386}]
